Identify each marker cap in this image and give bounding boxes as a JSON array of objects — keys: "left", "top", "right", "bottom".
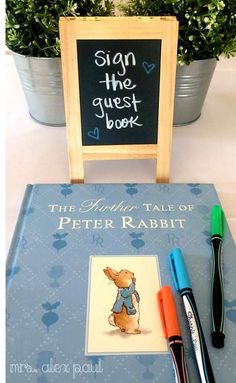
[
  {"left": 157, "top": 285, "right": 181, "bottom": 339},
  {"left": 211, "top": 205, "right": 225, "bottom": 238},
  {"left": 168, "top": 248, "right": 191, "bottom": 292}
]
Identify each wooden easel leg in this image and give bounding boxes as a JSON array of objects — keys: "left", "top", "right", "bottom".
[
  {"left": 155, "top": 154, "right": 170, "bottom": 183},
  {"left": 71, "top": 178, "right": 84, "bottom": 184},
  {"left": 70, "top": 157, "right": 84, "bottom": 183}
]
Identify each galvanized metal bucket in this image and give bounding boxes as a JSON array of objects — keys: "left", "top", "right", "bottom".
[
  {"left": 12, "top": 52, "right": 66, "bottom": 126},
  {"left": 174, "top": 58, "right": 217, "bottom": 126}
]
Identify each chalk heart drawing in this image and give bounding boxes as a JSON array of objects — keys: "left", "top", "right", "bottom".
[
  {"left": 142, "top": 61, "right": 156, "bottom": 75},
  {"left": 88, "top": 127, "right": 100, "bottom": 141}
]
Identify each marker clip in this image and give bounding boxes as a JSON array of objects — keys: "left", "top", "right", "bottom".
[
  {"left": 169, "top": 251, "right": 180, "bottom": 292},
  {"left": 157, "top": 289, "right": 168, "bottom": 339}
]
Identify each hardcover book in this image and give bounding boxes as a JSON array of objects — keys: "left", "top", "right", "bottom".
[{"left": 6, "top": 184, "right": 236, "bottom": 383}]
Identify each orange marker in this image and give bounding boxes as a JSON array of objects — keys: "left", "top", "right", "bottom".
[{"left": 157, "top": 286, "right": 189, "bottom": 383}]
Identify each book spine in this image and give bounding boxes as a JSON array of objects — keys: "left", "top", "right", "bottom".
[{"left": 6, "top": 184, "right": 35, "bottom": 291}]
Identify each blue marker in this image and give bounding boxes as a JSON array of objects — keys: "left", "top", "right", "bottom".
[{"left": 168, "top": 248, "right": 215, "bottom": 383}]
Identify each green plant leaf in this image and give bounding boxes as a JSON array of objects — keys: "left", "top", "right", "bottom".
[
  {"left": 120, "top": 0, "right": 236, "bottom": 64},
  {"left": 6, "top": 0, "right": 114, "bottom": 57}
]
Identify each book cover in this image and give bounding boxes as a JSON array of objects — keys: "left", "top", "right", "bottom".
[{"left": 6, "top": 184, "right": 236, "bottom": 383}]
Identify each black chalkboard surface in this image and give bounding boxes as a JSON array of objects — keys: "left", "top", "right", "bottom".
[{"left": 77, "top": 39, "right": 161, "bottom": 146}]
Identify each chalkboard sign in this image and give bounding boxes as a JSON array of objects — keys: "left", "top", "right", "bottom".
[
  {"left": 77, "top": 39, "right": 161, "bottom": 146},
  {"left": 59, "top": 17, "right": 178, "bottom": 183}
]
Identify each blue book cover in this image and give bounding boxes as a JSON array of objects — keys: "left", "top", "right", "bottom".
[{"left": 6, "top": 183, "right": 236, "bottom": 383}]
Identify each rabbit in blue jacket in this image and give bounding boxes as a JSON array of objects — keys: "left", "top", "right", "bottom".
[{"left": 103, "top": 267, "right": 141, "bottom": 334}]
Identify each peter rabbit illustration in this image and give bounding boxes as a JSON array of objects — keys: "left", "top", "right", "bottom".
[{"left": 103, "top": 267, "right": 141, "bottom": 334}]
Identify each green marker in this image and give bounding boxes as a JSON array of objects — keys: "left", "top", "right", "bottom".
[{"left": 211, "top": 205, "right": 225, "bottom": 348}]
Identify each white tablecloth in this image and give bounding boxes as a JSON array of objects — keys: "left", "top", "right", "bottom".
[{"left": 6, "top": 54, "right": 236, "bottom": 249}]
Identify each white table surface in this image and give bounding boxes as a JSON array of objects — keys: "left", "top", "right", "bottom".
[{"left": 6, "top": 54, "right": 236, "bottom": 250}]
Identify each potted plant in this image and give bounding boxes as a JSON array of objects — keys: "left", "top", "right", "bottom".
[
  {"left": 121, "top": 0, "right": 236, "bottom": 125},
  {"left": 6, "top": 0, "right": 113, "bottom": 126}
]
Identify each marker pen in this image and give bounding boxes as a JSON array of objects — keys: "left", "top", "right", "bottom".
[
  {"left": 169, "top": 248, "right": 215, "bottom": 383},
  {"left": 158, "top": 285, "right": 189, "bottom": 383},
  {"left": 211, "top": 205, "right": 225, "bottom": 348}
]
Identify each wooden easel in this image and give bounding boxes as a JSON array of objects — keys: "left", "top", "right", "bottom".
[{"left": 59, "top": 17, "right": 178, "bottom": 183}]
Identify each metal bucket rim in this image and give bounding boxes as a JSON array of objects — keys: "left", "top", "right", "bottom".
[
  {"left": 11, "top": 50, "right": 217, "bottom": 64},
  {"left": 11, "top": 50, "right": 61, "bottom": 61},
  {"left": 177, "top": 57, "right": 217, "bottom": 67}
]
